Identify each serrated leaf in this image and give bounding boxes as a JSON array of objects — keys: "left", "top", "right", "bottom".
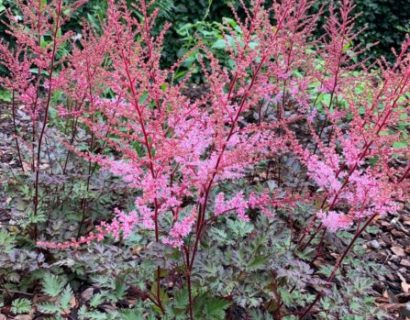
[
  {"left": 247, "top": 255, "right": 268, "bottom": 271},
  {"left": 205, "top": 297, "right": 231, "bottom": 316},
  {"left": 42, "top": 274, "right": 66, "bottom": 297},
  {"left": 278, "top": 288, "right": 292, "bottom": 306},
  {"left": 249, "top": 309, "right": 275, "bottom": 320},
  {"left": 38, "top": 302, "right": 61, "bottom": 314},
  {"left": 227, "top": 219, "right": 254, "bottom": 238},
  {"left": 114, "top": 278, "right": 128, "bottom": 300},
  {"left": 89, "top": 293, "right": 104, "bottom": 308},
  {"left": 0, "top": 230, "right": 15, "bottom": 253},
  {"left": 120, "top": 308, "right": 145, "bottom": 320},
  {"left": 173, "top": 288, "right": 189, "bottom": 310},
  {"left": 209, "top": 227, "right": 228, "bottom": 242},
  {"left": 150, "top": 282, "right": 169, "bottom": 307},
  {"left": 60, "top": 286, "right": 73, "bottom": 310},
  {"left": 11, "top": 298, "right": 32, "bottom": 314},
  {"left": 78, "top": 306, "right": 108, "bottom": 320}
]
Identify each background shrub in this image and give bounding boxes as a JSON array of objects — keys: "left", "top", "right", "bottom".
[{"left": 2, "top": 0, "right": 409, "bottom": 65}]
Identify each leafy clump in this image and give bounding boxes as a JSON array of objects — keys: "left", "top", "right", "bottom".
[
  {"left": 11, "top": 298, "right": 32, "bottom": 315},
  {"left": 0, "top": 0, "right": 408, "bottom": 319}
]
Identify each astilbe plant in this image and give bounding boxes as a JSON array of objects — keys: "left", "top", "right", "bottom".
[
  {"left": 5, "top": 0, "right": 406, "bottom": 318},
  {"left": 0, "top": 0, "right": 87, "bottom": 238}
]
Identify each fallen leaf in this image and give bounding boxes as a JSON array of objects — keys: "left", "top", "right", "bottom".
[
  {"left": 14, "top": 315, "right": 33, "bottom": 320},
  {"left": 398, "top": 272, "right": 410, "bottom": 293},
  {"left": 22, "top": 162, "right": 31, "bottom": 172},
  {"left": 81, "top": 288, "right": 94, "bottom": 302},
  {"left": 401, "top": 259, "right": 410, "bottom": 267},
  {"left": 391, "top": 246, "right": 405, "bottom": 257}
]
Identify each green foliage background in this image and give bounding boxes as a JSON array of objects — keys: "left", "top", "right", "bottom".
[
  {"left": 354, "top": 0, "right": 410, "bottom": 60},
  {"left": 1, "top": 0, "right": 408, "bottom": 65}
]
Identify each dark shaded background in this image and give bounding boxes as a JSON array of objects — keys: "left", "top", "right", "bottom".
[{"left": 0, "top": 0, "right": 409, "bottom": 66}]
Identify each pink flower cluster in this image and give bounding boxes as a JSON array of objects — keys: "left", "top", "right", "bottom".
[
  {"left": 214, "top": 192, "right": 250, "bottom": 222},
  {"left": 22, "top": 0, "right": 408, "bottom": 251},
  {"left": 316, "top": 210, "right": 352, "bottom": 232},
  {"left": 163, "top": 210, "right": 197, "bottom": 247},
  {"left": 307, "top": 155, "right": 342, "bottom": 195},
  {"left": 37, "top": 208, "right": 138, "bottom": 249}
]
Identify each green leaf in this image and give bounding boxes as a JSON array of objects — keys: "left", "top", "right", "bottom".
[
  {"left": 250, "top": 309, "right": 275, "bottom": 320},
  {"left": 209, "top": 227, "right": 228, "bottom": 243},
  {"left": 205, "top": 297, "right": 231, "bottom": 318},
  {"left": 78, "top": 306, "right": 108, "bottom": 320},
  {"left": 114, "top": 278, "right": 128, "bottom": 299},
  {"left": 0, "top": 230, "right": 15, "bottom": 253},
  {"left": 138, "top": 91, "right": 149, "bottom": 105},
  {"left": 42, "top": 274, "right": 66, "bottom": 297},
  {"left": 27, "top": 210, "right": 47, "bottom": 224},
  {"left": 247, "top": 255, "right": 268, "bottom": 271},
  {"left": 211, "top": 38, "right": 226, "bottom": 50},
  {"left": 227, "top": 219, "right": 254, "bottom": 238},
  {"left": 60, "top": 286, "right": 74, "bottom": 310},
  {"left": 368, "top": 155, "right": 379, "bottom": 167},
  {"left": 38, "top": 302, "right": 61, "bottom": 315},
  {"left": 11, "top": 298, "right": 32, "bottom": 314},
  {"left": 0, "top": 88, "right": 11, "bottom": 102},
  {"left": 194, "top": 295, "right": 230, "bottom": 319},
  {"left": 173, "top": 288, "right": 189, "bottom": 310},
  {"left": 278, "top": 288, "right": 292, "bottom": 306},
  {"left": 40, "top": 36, "right": 48, "bottom": 49},
  {"left": 89, "top": 293, "right": 104, "bottom": 308},
  {"left": 393, "top": 141, "right": 408, "bottom": 149},
  {"left": 63, "top": 8, "right": 72, "bottom": 16},
  {"left": 150, "top": 282, "right": 169, "bottom": 308},
  {"left": 120, "top": 308, "right": 144, "bottom": 320},
  {"left": 318, "top": 264, "right": 333, "bottom": 278}
]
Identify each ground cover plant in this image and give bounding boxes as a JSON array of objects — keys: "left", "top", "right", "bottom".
[{"left": 0, "top": 0, "right": 409, "bottom": 319}]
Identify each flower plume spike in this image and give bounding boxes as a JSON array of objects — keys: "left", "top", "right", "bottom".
[{"left": 30, "top": 0, "right": 409, "bottom": 255}]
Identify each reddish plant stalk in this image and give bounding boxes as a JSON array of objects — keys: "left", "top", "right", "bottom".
[
  {"left": 299, "top": 69, "right": 409, "bottom": 249},
  {"left": 33, "top": 0, "right": 63, "bottom": 237},
  {"left": 299, "top": 213, "right": 377, "bottom": 319},
  {"left": 188, "top": 56, "right": 267, "bottom": 273},
  {"left": 118, "top": 39, "right": 165, "bottom": 311},
  {"left": 11, "top": 90, "right": 24, "bottom": 172},
  {"left": 300, "top": 156, "right": 410, "bottom": 318}
]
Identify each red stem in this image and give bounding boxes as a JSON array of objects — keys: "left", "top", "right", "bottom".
[
  {"left": 188, "top": 56, "right": 267, "bottom": 272},
  {"left": 299, "top": 71, "right": 409, "bottom": 248},
  {"left": 33, "top": 0, "right": 63, "bottom": 239},
  {"left": 299, "top": 213, "right": 377, "bottom": 319},
  {"left": 117, "top": 11, "right": 165, "bottom": 310},
  {"left": 11, "top": 90, "right": 24, "bottom": 172}
]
